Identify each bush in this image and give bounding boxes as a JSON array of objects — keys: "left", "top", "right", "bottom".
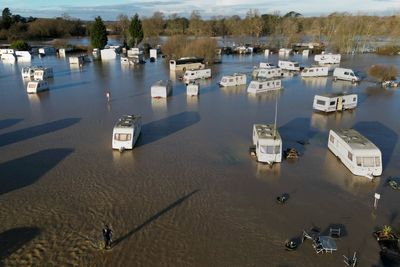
[
  {"left": 162, "top": 36, "right": 217, "bottom": 64},
  {"left": 368, "top": 64, "right": 398, "bottom": 82},
  {"left": 376, "top": 45, "right": 400, "bottom": 56},
  {"left": 10, "top": 39, "right": 30, "bottom": 51}
]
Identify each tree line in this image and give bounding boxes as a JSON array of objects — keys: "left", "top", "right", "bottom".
[
  {"left": 0, "top": 8, "right": 85, "bottom": 40},
  {"left": 1, "top": 6, "right": 400, "bottom": 53}
]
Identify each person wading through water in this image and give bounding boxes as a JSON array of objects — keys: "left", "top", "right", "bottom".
[{"left": 102, "top": 224, "right": 113, "bottom": 249}]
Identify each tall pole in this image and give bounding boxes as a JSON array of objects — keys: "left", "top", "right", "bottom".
[{"left": 274, "top": 95, "right": 278, "bottom": 139}]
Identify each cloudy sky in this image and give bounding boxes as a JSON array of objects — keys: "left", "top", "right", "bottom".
[{"left": 2, "top": 0, "right": 400, "bottom": 20}]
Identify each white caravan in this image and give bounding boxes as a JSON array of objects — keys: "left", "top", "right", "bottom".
[
  {"left": 252, "top": 124, "right": 282, "bottom": 164},
  {"left": 252, "top": 67, "right": 283, "bottom": 79},
  {"left": 112, "top": 115, "right": 142, "bottom": 152},
  {"left": 38, "top": 47, "right": 56, "bottom": 55},
  {"left": 183, "top": 69, "right": 211, "bottom": 84},
  {"left": 15, "top": 51, "right": 32, "bottom": 62},
  {"left": 169, "top": 57, "right": 205, "bottom": 71},
  {"left": 69, "top": 55, "right": 89, "bottom": 65},
  {"left": 314, "top": 53, "right": 341, "bottom": 64},
  {"left": 1, "top": 53, "right": 16, "bottom": 62},
  {"left": 151, "top": 80, "right": 172, "bottom": 98},
  {"left": 219, "top": 73, "right": 247, "bottom": 87},
  {"left": 186, "top": 83, "right": 199, "bottom": 96},
  {"left": 328, "top": 129, "right": 382, "bottom": 178},
  {"left": 127, "top": 48, "right": 145, "bottom": 63},
  {"left": 92, "top": 48, "right": 100, "bottom": 58},
  {"left": 259, "top": 62, "right": 277, "bottom": 69},
  {"left": 247, "top": 80, "right": 282, "bottom": 93},
  {"left": 301, "top": 66, "right": 329, "bottom": 77},
  {"left": 279, "top": 48, "right": 292, "bottom": 56},
  {"left": 149, "top": 49, "right": 157, "bottom": 60},
  {"left": 27, "top": 80, "right": 49, "bottom": 93},
  {"left": 100, "top": 49, "right": 117, "bottom": 60},
  {"left": 333, "top": 68, "right": 360, "bottom": 83},
  {"left": 278, "top": 60, "right": 300, "bottom": 71},
  {"left": 313, "top": 93, "right": 358, "bottom": 112},
  {"left": 33, "top": 67, "right": 54, "bottom": 80},
  {"left": 21, "top": 66, "right": 41, "bottom": 79},
  {"left": 120, "top": 57, "right": 134, "bottom": 65}
]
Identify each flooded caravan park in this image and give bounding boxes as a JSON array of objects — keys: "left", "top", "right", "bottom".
[{"left": 0, "top": 51, "right": 400, "bottom": 266}]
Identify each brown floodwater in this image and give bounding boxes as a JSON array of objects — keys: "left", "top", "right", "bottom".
[{"left": 0, "top": 52, "right": 399, "bottom": 267}]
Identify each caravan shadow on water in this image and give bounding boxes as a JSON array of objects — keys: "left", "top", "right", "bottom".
[
  {"left": 0, "top": 118, "right": 81, "bottom": 147},
  {"left": 0, "top": 148, "right": 74, "bottom": 196},
  {"left": 0, "top": 227, "right": 41, "bottom": 266},
  {"left": 137, "top": 111, "right": 200, "bottom": 147},
  {"left": 0, "top": 119, "right": 23, "bottom": 131},
  {"left": 353, "top": 121, "right": 398, "bottom": 169},
  {"left": 279, "top": 117, "right": 317, "bottom": 155}
]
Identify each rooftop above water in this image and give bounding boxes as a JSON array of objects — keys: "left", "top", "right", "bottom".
[{"left": 334, "top": 129, "right": 379, "bottom": 151}]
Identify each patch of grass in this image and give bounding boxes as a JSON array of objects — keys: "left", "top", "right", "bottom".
[
  {"left": 376, "top": 45, "right": 400, "bottom": 56},
  {"left": 368, "top": 64, "right": 398, "bottom": 82}
]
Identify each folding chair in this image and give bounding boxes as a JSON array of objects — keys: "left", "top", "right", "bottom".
[
  {"left": 343, "top": 252, "right": 357, "bottom": 266},
  {"left": 312, "top": 240, "right": 324, "bottom": 254},
  {"left": 330, "top": 227, "right": 341, "bottom": 238}
]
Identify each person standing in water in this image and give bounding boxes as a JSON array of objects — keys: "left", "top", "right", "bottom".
[{"left": 102, "top": 224, "right": 113, "bottom": 249}]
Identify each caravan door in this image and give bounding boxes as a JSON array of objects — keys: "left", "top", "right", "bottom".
[{"left": 336, "top": 97, "right": 343, "bottom": 111}]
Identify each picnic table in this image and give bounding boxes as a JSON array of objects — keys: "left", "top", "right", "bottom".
[{"left": 313, "top": 236, "right": 337, "bottom": 253}]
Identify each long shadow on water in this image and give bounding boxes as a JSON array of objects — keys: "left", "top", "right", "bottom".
[
  {"left": 279, "top": 118, "right": 317, "bottom": 155},
  {"left": 137, "top": 112, "right": 200, "bottom": 147},
  {"left": 0, "top": 227, "right": 41, "bottom": 267},
  {"left": 0, "top": 118, "right": 80, "bottom": 147},
  {"left": 353, "top": 121, "right": 398, "bottom": 169},
  {"left": 0, "top": 148, "right": 73, "bottom": 196},
  {"left": 0, "top": 119, "right": 23, "bottom": 131},
  {"left": 51, "top": 81, "right": 91, "bottom": 91},
  {"left": 112, "top": 190, "right": 199, "bottom": 247}
]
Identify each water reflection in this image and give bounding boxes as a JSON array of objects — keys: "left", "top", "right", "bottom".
[
  {"left": 332, "top": 80, "right": 358, "bottom": 92},
  {"left": 112, "top": 149, "right": 135, "bottom": 164},
  {"left": 27, "top": 91, "right": 49, "bottom": 105},
  {"left": 186, "top": 95, "right": 199, "bottom": 108},
  {"left": 220, "top": 84, "right": 246, "bottom": 95},
  {"left": 311, "top": 111, "right": 356, "bottom": 132},
  {"left": 247, "top": 90, "right": 282, "bottom": 103},
  {"left": 323, "top": 151, "right": 379, "bottom": 195},
  {"left": 169, "top": 70, "right": 180, "bottom": 82},
  {"left": 69, "top": 64, "right": 83, "bottom": 72},
  {"left": 151, "top": 98, "right": 168, "bottom": 114},
  {"left": 301, "top": 77, "right": 328, "bottom": 88},
  {"left": 254, "top": 161, "right": 281, "bottom": 181}
]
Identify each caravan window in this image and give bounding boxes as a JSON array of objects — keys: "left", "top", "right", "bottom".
[
  {"left": 363, "top": 157, "right": 374, "bottom": 167},
  {"left": 114, "top": 133, "right": 131, "bottom": 141},
  {"left": 259, "top": 84, "right": 262, "bottom": 89},
  {"left": 264, "top": 145, "right": 280, "bottom": 154},
  {"left": 375, "top": 157, "right": 381, "bottom": 167},
  {"left": 353, "top": 97, "right": 356, "bottom": 101},
  {"left": 330, "top": 101, "right": 336, "bottom": 106},
  {"left": 317, "top": 100, "right": 326, "bottom": 105},
  {"left": 344, "top": 72, "right": 349, "bottom": 75},
  {"left": 260, "top": 145, "right": 267, "bottom": 153},
  {"left": 229, "top": 79, "right": 233, "bottom": 82},
  {"left": 329, "top": 135, "right": 335, "bottom": 143},
  {"left": 348, "top": 151, "right": 353, "bottom": 161}
]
